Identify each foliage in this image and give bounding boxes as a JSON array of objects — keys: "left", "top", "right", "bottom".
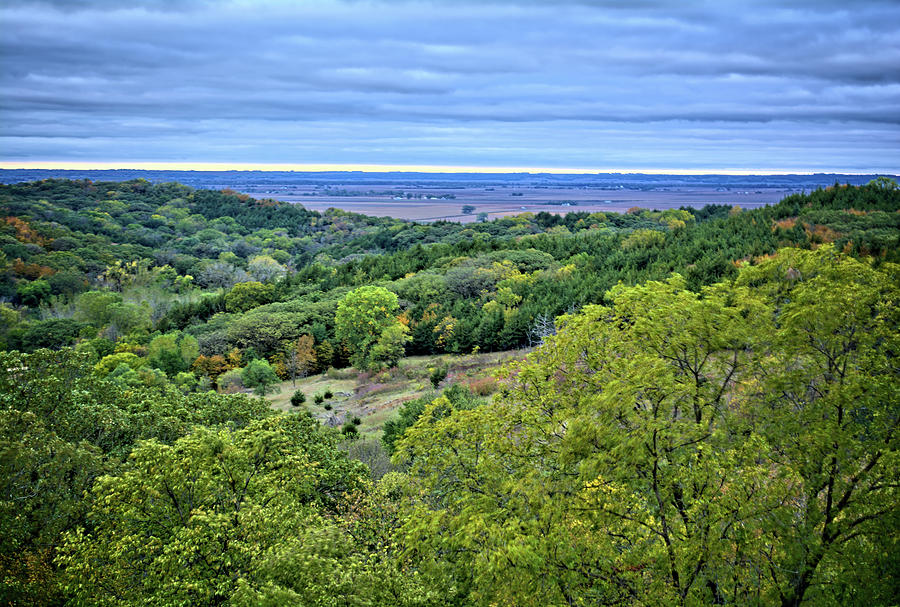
[
  {"left": 57, "top": 414, "right": 368, "bottom": 606},
  {"left": 241, "top": 359, "right": 281, "bottom": 396},
  {"left": 335, "top": 286, "right": 409, "bottom": 370},
  {"left": 290, "top": 390, "right": 306, "bottom": 407},
  {"left": 0, "top": 348, "right": 273, "bottom": 602},
  {"left": 393, "top": 247, "right": 899, "bottom": 606},
  {"left": 429, "top": 366, "right": 447, "bottom": 389},
  {"left": 1, "top": 178, "right": 899, "bottom": 605}
]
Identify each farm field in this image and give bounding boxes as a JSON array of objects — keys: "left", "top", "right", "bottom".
[{"left": 242, "top": 184, "right": 790, "bottom": 222}]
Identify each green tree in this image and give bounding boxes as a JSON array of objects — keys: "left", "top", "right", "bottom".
[
  {"left": 241, "top": 358, "right": 281, "bottom": 396},
  {"left": 395, "top": 248, "right": 899, "bottom": 606},
  {"left": 225, "top": 281, "right": 275, "bottom": 313},
  {"left": 0, "top": 410, "right": 102, "bottom": 605},
  {"left": 16, "top": 279, "right": 51, "bottom": 307},
  {"left": 369, "top": 322, "right": 411, "bottom": 370},
  {"left": 335, "top": 286, "right": 408, "bottom": 370},
  {"left": 73, "top": 290, "right": 122, "bottom": 327},
  {"left": 736, "top": 246, "right": 900, "bottom": 606},
  {"left": 57, "top": 415, "right": 368, "bottom": 606}
]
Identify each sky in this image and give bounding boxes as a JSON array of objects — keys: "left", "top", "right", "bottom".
[{"left": 1, "top": 0, "right": 899, "bottom": 174}]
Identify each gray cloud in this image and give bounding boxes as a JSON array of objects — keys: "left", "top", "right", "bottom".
[{"left": 1, "top": 0, "right": 898, "bottom": 171}]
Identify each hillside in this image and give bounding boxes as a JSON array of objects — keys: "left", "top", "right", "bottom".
[{"left": 0, "top": 178, "right": 898, "bottom": 605}]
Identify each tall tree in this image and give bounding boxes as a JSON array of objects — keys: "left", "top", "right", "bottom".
[{"left": 335, "top": 286, "right": 408, "bottom": 370}]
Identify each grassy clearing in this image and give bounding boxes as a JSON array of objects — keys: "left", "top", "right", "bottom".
[{"left": 265, "top": 348, "right": 527, "bottom": 437}]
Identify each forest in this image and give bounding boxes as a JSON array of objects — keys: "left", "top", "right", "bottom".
[{"left": 1, "top": 177, "right": 898, "bottom": 605}]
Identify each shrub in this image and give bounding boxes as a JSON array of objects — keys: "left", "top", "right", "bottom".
[
  {"left": 323, "top": 389, "right": 333, "bottom": 400},
  {"left": 351, "top": 416, "right": 361, "bottom": 426},
  {"left": 217, "top": 368, "right": 244, "bottom": 393},
  {"left": 290, "top": 390, "right": 306, "bottom": 407},
  {"left": 314, "top": 393, "right": 324, "bottom": 404},
  {"left": 323, "top": 403, "right": 332, "bottom": 411},
  {"left": 326, "top": 366, "right": 356, "bottom": 380},
  {"left": 469, "top": 376, "right": 498, "bottom": 396},
  {"left": 341, "top": 423, "right": 359, "bottom": 437},
  {"left": 429, "top": 366, "right": 448, "bottom": 389}
]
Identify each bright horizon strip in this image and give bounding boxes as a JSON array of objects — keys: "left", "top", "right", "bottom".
[{"left": 0, "top": 161, "right": 889, "bottom": 176}]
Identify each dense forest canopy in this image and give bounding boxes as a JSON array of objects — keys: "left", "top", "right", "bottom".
[{"left": 0, "top": 178, "right": 898, "bottom": 605}]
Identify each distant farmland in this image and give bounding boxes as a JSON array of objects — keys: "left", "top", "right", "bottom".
[{"left": 240, "top": 184, "right": 789, "bottom": 222}]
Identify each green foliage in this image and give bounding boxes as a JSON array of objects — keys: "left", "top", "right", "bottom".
[
  {"left": 429, "top": 366, "right": 447, "bottom": 389},
  {"left": 335, "top": 286, "right": 409, "bottom": 370},
  {"left": 226, "top": 280, "right": 275, "bottom": 313},
  {"left": 313, "top": 393, "right": 325, "bottom": 405},
  {"left": 382, "top": 384, "right": 482, "bottom": 455},
  {"left": 322, "top": 389, "right": 333, "bottom": 399},
  {"left": 57, "top": 414, "right": 368, "bottom": 606},
  {"left": 0, "top": 348, "right": 273, "bottom": 601},
  {"left": 0, "top": 410, "right": 102, "bottom": 605},
  {"left": 290, "top": 390, "right": 306, "bottom": 406},
  {"left": 393, "top": 248, "right": 899, "bottom": 606},
  {"left": 6, "top": 318, "right": 90, "bottom": 352},
  {"left": 241, "top": 358, "right": 281, "bottom": 396},
  {"left": 94, "top": 351, "right": 144, "bottom": 377},
  {"left": 16, "top": 279, "right": 51, "bottom": 307},
  {"left": 1, "top": 178, "right": 899, "bottom": 605}
]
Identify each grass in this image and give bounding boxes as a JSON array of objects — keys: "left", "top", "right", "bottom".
[{"left": 265, "top": 348, "right": 527, "bottom": 438}]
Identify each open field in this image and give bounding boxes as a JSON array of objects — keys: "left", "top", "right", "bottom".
[
  {"left": 265, "top": 349, "right": 526, "bottom": 437},
  {"left": 241, "top": 184, "right": 792, "bottom": 222}
]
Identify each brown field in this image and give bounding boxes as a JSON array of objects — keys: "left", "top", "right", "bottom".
[{"left": 241, "top": 184, "right": 793, "bottom": 222}]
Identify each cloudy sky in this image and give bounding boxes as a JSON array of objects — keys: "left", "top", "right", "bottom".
[{"left": 1, "top": 0, "right": 898, "bottom": 173}]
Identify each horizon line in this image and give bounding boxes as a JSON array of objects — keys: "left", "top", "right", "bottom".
[{"left": 0, "top": 161, "right": 892, "bottom": 177}]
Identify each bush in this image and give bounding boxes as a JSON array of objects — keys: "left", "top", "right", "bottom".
[
  {"left": 341, "top": 423, "right": 359, "bottom": 437},
  {"left": 323, "top": 403, "right": 332, "bottom": 411},
  {"left": 217, "top": 368, "right": 244, "bottom": 393},
  {"left": 290, "top": 390, "right": 306, "bottom": 407},
  {"left": 326, "top": 367, "right": 356, "bottom": 380},
  {"left": 469, "top": 376, "right": 498, "bottom": 396},
  {"left": 323, "top": 389, "right": 333, "bottom": 400},
  {"left": 314, "top": 393, "right": 324, "bottom": 404},
  {"left": 351, "top": 416, "right": 361, "bottom": 426},
  {"left": 429, "top": 366, "right": 448, "bottom": 389}
]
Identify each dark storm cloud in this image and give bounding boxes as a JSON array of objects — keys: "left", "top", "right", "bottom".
[{"left": 1, "top": 0, "right": 898, "bottom": 170}]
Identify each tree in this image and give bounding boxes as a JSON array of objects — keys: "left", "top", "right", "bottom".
[
  {"left": 147, "top": 333, "right": 187, "bottom": 376},
  {"left": 16, "top": 279, "right": 51, "bottom": 307},
  {"left": 394, "top": 248, "right": 899, "bottom": 606},
  {"left": 57, "top": 415, "right": 368, "bottom": 606},
  {"left": 429, "top": 366, "right": 447, "bottom": 389},
  {"left": 369, "top": 322, "right": 411, "bottom": 370},
  {"left": 462, "top": 205, "right": 476, "bottom": 215},
  {"left": 225, "top": 281, "right": 275, "bottom": 313},
  {"left": 735, "top": 246, "right": 900, "bottom": 606},
  {"left": 335, "top": 286, "right": 408, "bottom": 370},
  {"left": 241, "top": 359, "right": 281, "bottom": 396},
  {"left": 0, "top": 410, "right": 102, "bottom": 605},
  {"left": 247, "top": 255, "right": 288, "bottom": 282},
  {"left": 285, "top": 334, "right": 316, "bottom": 386}
]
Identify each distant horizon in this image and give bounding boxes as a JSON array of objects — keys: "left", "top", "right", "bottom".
[{"left": 0, "top": 162, "right": 894, "bottom": 177}]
